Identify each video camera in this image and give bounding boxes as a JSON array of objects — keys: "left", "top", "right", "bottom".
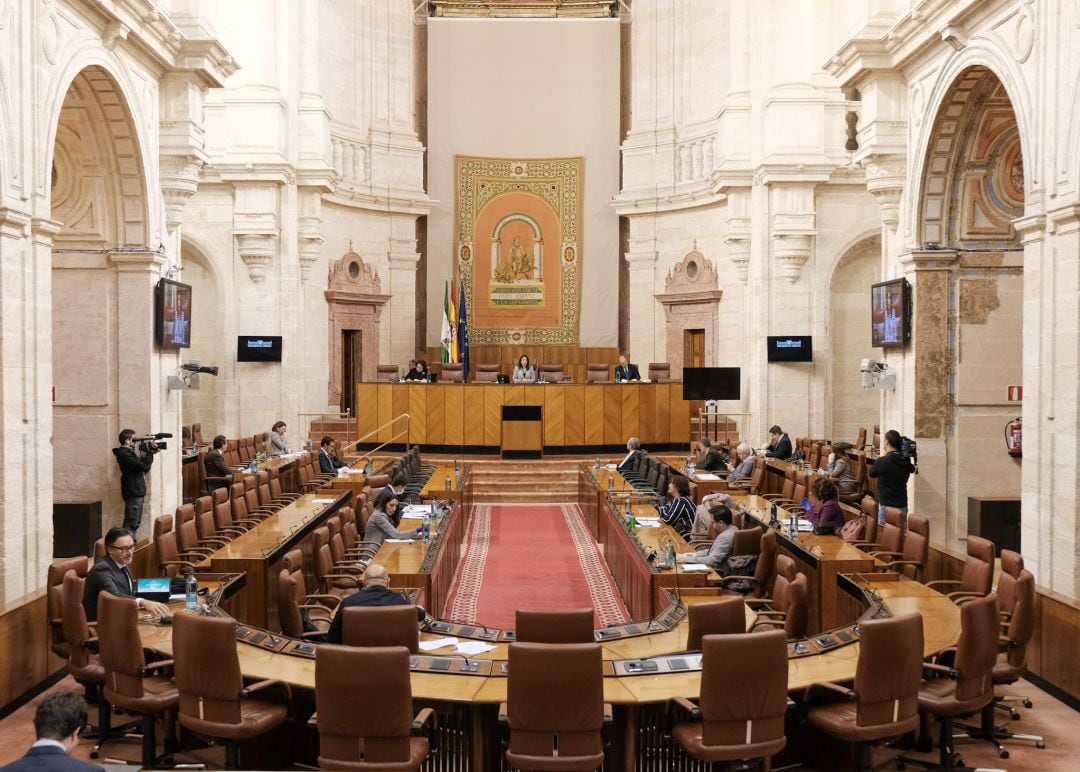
[
  {"left": 132, "top": 432, "right": 173, "bottom": 454},
  {"left": 899, "top": 435, "right": 918, "bottom": 471}
]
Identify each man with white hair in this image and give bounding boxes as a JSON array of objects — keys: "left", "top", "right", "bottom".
[{"left": 726, "top": 443, "right": 755, "bottom": 484}]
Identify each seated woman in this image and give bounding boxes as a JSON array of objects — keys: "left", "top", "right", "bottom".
[
  {"left": 658, "top": 476, "right": 696, "bottom": 537},
  {"left": 827, "top": 442, "right": 858, "bottom": 497},
  {"left": 270, "top": 420, "right": 289, "bottom": 455},
  {"left": 511, "top": 354, "right": 536, "bottom": 384},
  {"left": 403, "top": 359, "right": 430, "bottom": 382},
  {"left": 363, "top": 491, "right": 422, "bottom": 548},
  {"left": 806, "top": 477, "right": 845, "bottom": 533}
]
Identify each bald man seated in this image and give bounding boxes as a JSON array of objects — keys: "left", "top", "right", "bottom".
[{"left": 324, "top": 564, "right": 426, "bottom": 645}]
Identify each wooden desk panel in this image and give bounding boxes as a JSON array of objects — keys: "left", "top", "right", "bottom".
[
  {"left": 358, "top": 383, "right": 690, "bottom": 449},
  {"left": 502, "top": 420, "right": 543, "bottom": 452}
]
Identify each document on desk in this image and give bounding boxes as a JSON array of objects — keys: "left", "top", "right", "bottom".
[
  {"left": 455, "top": 641, "right": 497, "bottom": 655},
  {"left": 678, "top": 563, "right": 712, "bottom": 572},
  {"left": 419, "top": 637, "right": 458, "bottom": 651},
  {"left": 310, "top": 498, "right": 337, "bottom": 504},
  {"left": 635, "top": 517, "right": 661, "bottom": 527},
  {"left": 402, "top": 505, "right": 431, "bottom": 516},
  {"left": 385, "top": 538, "right": 415, "bottom": 543},
  {"left": 693, "top": 473, "right": 721, "bottom": 481}
]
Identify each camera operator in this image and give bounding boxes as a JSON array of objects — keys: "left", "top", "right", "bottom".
[
  {"left": 868, "top": 429, "right": 916, "bottom": 525},
  {"left": 113, "top": 429, "right": 157, "bottom": 533}
]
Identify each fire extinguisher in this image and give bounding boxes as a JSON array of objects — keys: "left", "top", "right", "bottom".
[{"left": 1005, "top": 418, "right": 1022, "bottom": 458}]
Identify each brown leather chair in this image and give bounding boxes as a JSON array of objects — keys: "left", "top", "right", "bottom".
[
  {"left": 926, "top": 535, "right": 995, "bottom": 603},
  {"left": 899, "top": 593, "right": 1000, "bottom": 770},
  {"left": 172, "top": 611, "right": 289, "bottom": 770},
  {"left": 96, "top": 591, "right": 179, "bottom": 768},
  {"left": 315, "top": 645, "right": 435, "bottom": 770},
  {"left": 153, "top": 516, "right": 200, "bottom": 578},
  {"left": 277, "top": 567, "right": 337, "bottom": 640},
  {"left": 670, "top": 630, "right": 788, "bottom": 766},
  {"left": 473, "top": 363, "right": 501, "bottom": 383},
  {"left": 515, "top": 608, "right": 595, "bottom": 644},
  {"left": 874, "top": 514, "right": 929, "bottom": 581},
  {"left": 48, "top": 556, "right": 89, "bottom": 659},
  {"left": 60, "top": 571, "right": 108, "bottom": 746},
  {"left": 718, "top": 528, "right": 777, "bottom": 599},
  {"left": 648, "top": 362, "right": 671, "bottom": 382},
  {"left": 537, "top": 363, "right": 565, "bottom": 383},
  {"left": 269, "top": 467, "right": 300, "bottom": 502},
  {"left": 441, "top": 363, "right": 464, "bottom": 382},
  {"left": 192, "top": 422, "right": 205, "bottom": 447},
  {"left": 729, "top": 527, "right": 762, "bottom": 556},
  {"left": 751, "top": 573, "right": 808, "bottom": 639},
  {"left": 502, "top": 642, "right": 608, "bottom": 771},
  {"left": 685, "top": 598, "right": 747, "bottom": 651},
  {"left": 805, "top": 613, "right": 924, "bottom": 771},
  {"left": 995, "top": 550, "right": 1025, "bottom": 622},
  {"left": 342, "top": 605, "right": 421, "bottom": 653},
  {"left": 586, "top": 363, "right": 610, "bottom": 383},
  {"left": 376, "top": 364, "right": 400, "bottom": 382}
]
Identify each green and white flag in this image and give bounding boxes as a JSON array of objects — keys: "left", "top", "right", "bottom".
[{"left": 440, "top": 280, "right": 452, "bottom": 362}]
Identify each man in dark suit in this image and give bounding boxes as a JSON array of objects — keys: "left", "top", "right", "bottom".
[
  {"left": 0, "top": 691, "right": 103, "bottom": 771},
  {"left": 324, "top": 564, "right": 424, "bottom": 644},
  {"left": 319, "top": 436, "right": 346, "bottom": 475},
  {"left": 764, "top": 425, "right": 793, "bottom": 460},
  {"left": 203, "top": 434, "right": 232, "bottom": 490},
  {"left": 614, "top": 355, "right": 641, "bottom": 383},
  {"left": 82, "top": 527, "right": 169, "bottom": 623},
  {"left": 617, "top": 437, "right": 642, "bottom": 473}
]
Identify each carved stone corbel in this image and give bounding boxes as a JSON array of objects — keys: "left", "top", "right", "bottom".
[
  {"left": 235, "top": 232, "right": 277, "bottom": 284},
  {"left": 160, "top": 155, "right": 204, "bottom": 233},
  {"left": 862, "top": 154, "right": 906, "bottom": 228}
]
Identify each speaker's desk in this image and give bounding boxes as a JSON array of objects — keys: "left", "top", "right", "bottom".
[{"left": 354, "top": 382, "right": 691, "bottom": 449}]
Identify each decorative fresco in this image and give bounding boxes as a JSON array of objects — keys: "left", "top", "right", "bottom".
[{"left": 455, "top": 156, "right": 582, "bottom": 345}]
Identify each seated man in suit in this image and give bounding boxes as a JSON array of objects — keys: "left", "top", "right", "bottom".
[
  {"left": 696, "top": 438, "right": 729, "bottom": 471},
  {"left": 726, "top": 443, "right": 756, "bottom": 484},
  {"left": 324, "top": 564, "right": 425, "bottom": 644},
  {"left": 0, "top": 691, "right": 103, "bottom": 771},
  {"left": 203, "top": 434, "right": 232, "bottom": 490},
  {"left": 318, "top": 436, "right": 346, "bottom": 475},
  {"left": 82, "top": 527, "right": 169, "bottom": 623},
  {"left": 764, "top": 424, "right": 792, "bottom": 460},
  {"left": 614, "top": 354, "right": 641, "bottom": 383},
  {"left": 616, "top": 437, "right": 642, "bottom": 473}
]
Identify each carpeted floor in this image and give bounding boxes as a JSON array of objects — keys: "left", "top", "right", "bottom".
[{"left": 443, "top": 503, "right": 629, "bottom": 628}]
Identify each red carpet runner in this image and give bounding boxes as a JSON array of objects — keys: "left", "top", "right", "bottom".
[{"left": 443, "top": 504, "right": 630, "bottom": 629}]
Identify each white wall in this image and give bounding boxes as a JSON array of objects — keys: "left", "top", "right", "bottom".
[{"left": 426, "top": 19, "right": 621, "bottom": 348}]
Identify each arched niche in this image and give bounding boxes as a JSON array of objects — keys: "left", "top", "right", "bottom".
[
  {"left": 326, "top": 250, "right": 390, "bottom": 411},
  {"left": 656, "top": 247, "right": 723, "bottom": 372}
]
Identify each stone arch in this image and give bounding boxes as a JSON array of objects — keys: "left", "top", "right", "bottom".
[
  {"left": 42, "top": 53, "right": 153, "bottom": 245},
  {"left": 907, "top": 46, "right": 1037, "bottom": 238}
]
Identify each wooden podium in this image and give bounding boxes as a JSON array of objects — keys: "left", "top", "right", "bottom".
[{"left": 501, "top": 405, "right": 542, "bottom": 459}]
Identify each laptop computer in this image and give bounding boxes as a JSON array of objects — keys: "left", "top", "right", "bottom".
[{"left": 135, "top": 577, "right": 172, "bottom": 603}]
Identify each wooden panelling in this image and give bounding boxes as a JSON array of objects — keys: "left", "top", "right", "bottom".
[
  {"left": 355, "top": 383, "right": 379, "bottom": 440},
  {"left": 669, "top": 386, "right": 691, "bottom": 443},
  {"left": 392, "top": 385, "right": 410, "bottom": 442},
  {"left": 584, "top": 387, "right": 604, "bottom": 445},
  {"left": 378, "top": 384, "right": 395, "bottom": 442},
  {"left": 426, "top": 385, "right": 446, "bottom": 445},
  {"left": 0, "top": 592, "right": 49, "bottom": 710},
  {"left": 564, "top": 385, "right": 586, "bottom": 445},
  {"left": 463, "top": 387, "right": 486, "bottom": 445},
  {"left": 544, "top": 385, "right": 565, "bottom": 445},
  {"left": 654, "top": 384, "right": 671, "bottom": 444},
  {"left": 483, "top": 386, "right": 504, "bottom": 445},
  {"left": 522, "top": 385, "right": 544, "bottom": 406},
  {"left": 603, "top": 386, "right": 623, "bottom": 444},
  {"left": 421, "top": 345, "right": 622, "bottom": 384},
  {"left": 444, "top": 385, "right": 465, "bottom": 447},
  {"left": 620, "top": 386, "right": 640, "bottom": 445},
  {"left": 408, "top": 385, "right": 426, "bottom": 444}
]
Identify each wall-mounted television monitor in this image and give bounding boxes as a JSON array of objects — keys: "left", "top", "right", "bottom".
[
  {"left": 871, "top": 278, "right": 911, "bottom": 348},
  {"left": 237, "top": 336, "right": 283, "bottom": 362},
  {"left": 154, "top": 279, "right": 192, "bottom": 348},
  {"left": 682, "top": 367, "right": 741, "bottom": 401},
  {"left": 767, "top": 336, "right": 813, "bottom": 363}
]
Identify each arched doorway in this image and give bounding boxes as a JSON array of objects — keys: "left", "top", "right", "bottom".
[
  {"left": 50, "top": 65, "right": 157, "bottom": 537},
  {"left": 829, "top": 235, "right": 881, "bottom": 446},
  {"left": 911, "top": 65, "right": 1025, "bottom": 544}
]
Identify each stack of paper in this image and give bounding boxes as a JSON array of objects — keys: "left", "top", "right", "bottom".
[
  {"left": 679, "top": 563, "right": 711, "bottom": 572},
  {"left": 634, "top": 517, "right": 661, "bottom": 527},
  {"left": 693, "top": 473, "right": 721, "bottom": 481},
  {"left": 419, "top": 637, "right": 458, "bottom": 651},
  {"left": 455, "top": 641, "right": 497, "bottom": 655}
]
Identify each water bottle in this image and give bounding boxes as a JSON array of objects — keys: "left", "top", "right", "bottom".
[
  {"left": 248, "top": 458, "right": 257, "bottom": 473},
  {"left": 445, "top": 474, "right": 452, "bottom": 491},
  {"left": 422, "top": 519, "right": 430, "bottom": 545},
  {"left": 607, "top": 476, "right": 613, "bottom": 491},
  {"left": 666, "top": 538, "right": 676, "bottom": 568},
  {"left": 595, "top": 456, "right": 601, "bottom": 470},
  {"left": 454, "top": 458, "right": 460, "bottom": 474},
  {"left": 790, "top": 512, "right": 798, "bottom": 541},
  {"left": 185, "top": 572, "right": 198, "bottom": 612},
  {"left": 430, "top": 500, "right": 437, "bottom": 518}
]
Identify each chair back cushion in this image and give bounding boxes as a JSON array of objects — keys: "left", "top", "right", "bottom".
[
  {"left": 173, "top": 611, "right": 244, "bottom": 725},
  {"left": 61, "top": 571, "right": 97, "bottom": 674},
  {"left": 97, "top": 592, "right": 148, "bottom": 699},
  {"left": 954, "top": 594, "right": 1001, "bottom": 703},
  {"left": 342, "top": 605, "right": 420, "bottom": 653},
  {"left": 515, "top": 608, "right": 595, "bottom": 644},
  {"left": 699, "top": 630, "right": 787, "bottom": 747},
  {"left": 996, "top": 550, "right": 1025, "bottom": 615},
  {"left": 687, "top": 598, "right": 746, "bottom": 650},
  {"left": 507, "top": 642, "right": 604, "bottom": 763},
  {"left": 753, "top": 529, "right": 778, "bottom": 596},
  {"left": 961, "top": 536, "right": 995, "bottom": 595},
  {"left": 1004, "top": 572, "right": 1036, "bottom": 668},
  {"left": 854, "top": 613, "right": 923, "bottom": 727},
  {"left": 784, "top": 574, "right": 809, "bottom": 638},
  {"left": 317, "top": 645, "right": 414, "bottom": 764}
]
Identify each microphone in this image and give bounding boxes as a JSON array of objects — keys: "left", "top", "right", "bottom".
[{"left": 670, "top": 542, "right": 683, "bottom": 606}]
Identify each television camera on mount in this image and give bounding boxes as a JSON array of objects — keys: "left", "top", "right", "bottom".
[{"left": 131, "top": 432, "right": 173, "bottom": 456}]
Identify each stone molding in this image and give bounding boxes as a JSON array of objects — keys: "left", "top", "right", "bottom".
[
  {"left": 160, "top": 154, "right": 204, "bottom": 232},
  {"left": 234, "top": 232, "right": 277, "bottom": 284},
  {"left": 861, "top": 154, "right": 906, "bottom": 227}
]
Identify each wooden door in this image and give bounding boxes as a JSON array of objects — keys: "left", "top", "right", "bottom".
[
  {"left": 342, "top": 330, "right": 363, "bottom": 413},
  {"left": 684, "top": 328, "right": 705, "bottom": 368}
]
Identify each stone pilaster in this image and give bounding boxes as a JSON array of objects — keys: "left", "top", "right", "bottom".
[
  {"left": 387, "top": 220, "right": 421, "bottom": 364},
  {"left": 625, "top": 235, "right": 659, "bottom": 365}
]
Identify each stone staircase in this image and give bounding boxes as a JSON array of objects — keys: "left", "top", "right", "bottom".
[{"left": 467, "top": 460, "right": 582, "bottom": 504}]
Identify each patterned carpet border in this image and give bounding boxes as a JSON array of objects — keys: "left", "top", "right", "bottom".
[
  {"left": 559, "top": 503, "right": 630, "bottom": 627},
  {"left": 443, "top": 503, "right": 491, "bottom": 622}
]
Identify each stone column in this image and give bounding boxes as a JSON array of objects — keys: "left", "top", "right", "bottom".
[
  {"left": 625, "top": 230, "right": 659, "bottom": 365},
  {"left": 109, "top": 249, "right": 174, "bottom": 541},
  {"left": 386, "top": 218, "right": 421, "bottom": 364},
  {"left": 899, "top": 247, "right": 958, "bottom": 541}
]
